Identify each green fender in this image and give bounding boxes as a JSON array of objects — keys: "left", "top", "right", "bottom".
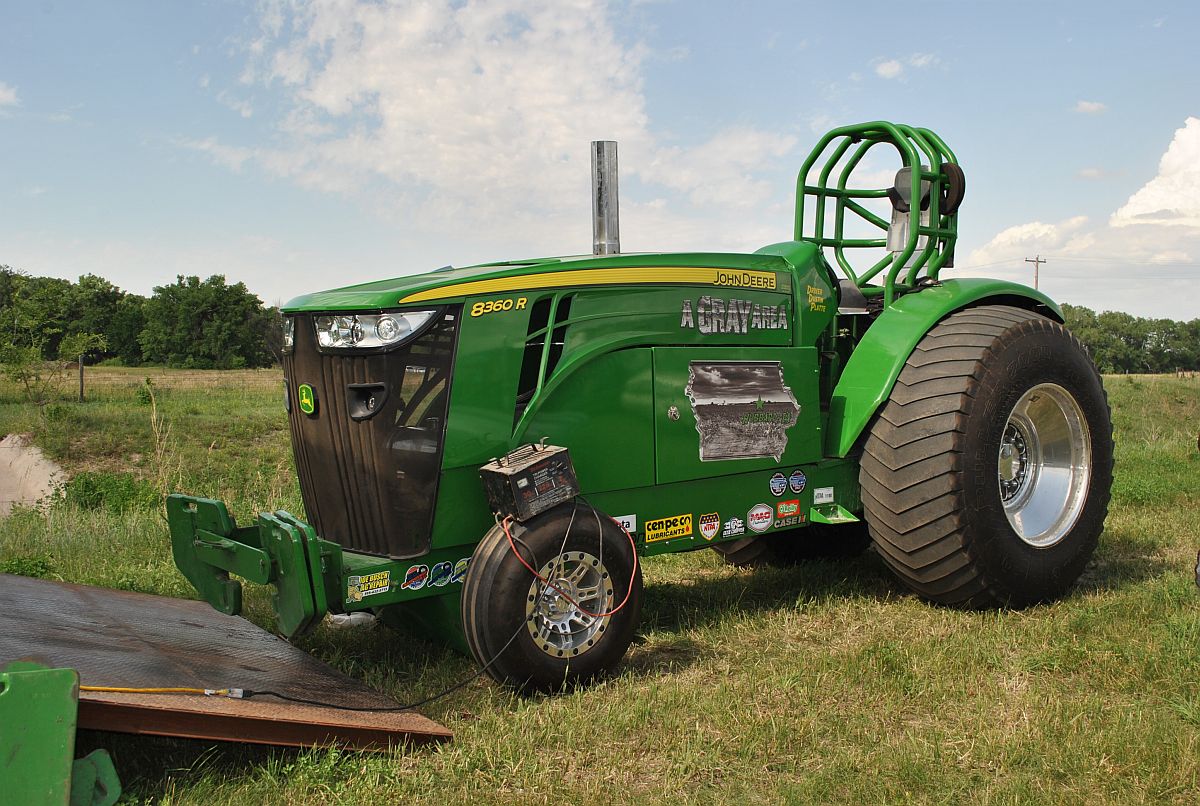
[{"left": 825, "top": 279, "right": 1062, "bottom": 458}]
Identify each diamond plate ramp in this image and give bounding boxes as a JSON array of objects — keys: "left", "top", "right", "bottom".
[{"left": 0, "top": 574, "right": 451, "bottom": 749}]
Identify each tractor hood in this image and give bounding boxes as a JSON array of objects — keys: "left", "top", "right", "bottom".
[{"left": 281, "top": 247, "right": 817, "bottom": 312}]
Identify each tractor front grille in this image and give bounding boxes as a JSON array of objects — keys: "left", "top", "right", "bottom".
[{"left": 282, "top": 310, "right": 458, "bottom": 559}]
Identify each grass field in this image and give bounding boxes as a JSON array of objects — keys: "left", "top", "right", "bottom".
[{"left": 2, "top": 367, "right": 1199, "bottom": 804}]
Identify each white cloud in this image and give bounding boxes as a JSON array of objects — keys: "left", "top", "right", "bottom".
[
  {"left": 192, "top": 0, "right": 801, "bottom": 253},
  {"left": 872, "top": 53, "right": 939, "bottom": 81},
  {"left": 1074, "top": 100, "right": 1107, "bottom": 114},
  {"left": 0, "top": 81, "right": 19, "bottom": 107},
  {"left": 178, "top": 137, "right": 254, "bottom": 172},
  {"left": 875, "top": 60, "right": 903, "bottom": 79},
  {"left": 216, "top": 89, "right": 253, "bottom": 118},
  {"left": 1077, "top": 167, "right": 1104, "bottom": 179},
  {"left": 1111, "top": 116, "right": 1200, "bottom": 228},
  {"left": 957, "top": 119, "right": 1200, "bottom": 318}
]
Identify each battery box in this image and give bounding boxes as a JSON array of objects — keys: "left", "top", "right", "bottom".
[{"left": 479, "top": 443, "right": 579, "bottom": 522}]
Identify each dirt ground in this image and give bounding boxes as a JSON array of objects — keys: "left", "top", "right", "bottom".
[{"left": 0, "top": 433, "right": 62, "bottom": 516}]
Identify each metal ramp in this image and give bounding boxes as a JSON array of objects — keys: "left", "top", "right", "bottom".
[{"left": 0, "top": 574, "right": 451, "bottom": 750}]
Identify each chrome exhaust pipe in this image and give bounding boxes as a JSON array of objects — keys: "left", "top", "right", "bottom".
[{"left": 591, "top": 140, "right": 620, "bottom": 255}]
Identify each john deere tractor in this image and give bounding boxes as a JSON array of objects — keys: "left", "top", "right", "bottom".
[{"left": 168, "top": 122, "right": 1113, "bottom": 691}]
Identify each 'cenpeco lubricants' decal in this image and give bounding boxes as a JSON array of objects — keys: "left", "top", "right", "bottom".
[
  {"left": 646, "top": 514, "right": 693, "bottom": 543},
  {"left": 679, "top": 296, "right": 789, "bottom": 334},
  {"left": 686, "top": 362, "right": 800, "bottom": 461}
]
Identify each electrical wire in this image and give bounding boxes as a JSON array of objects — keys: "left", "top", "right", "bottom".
[
  {"left": 80, "top": 497, "right": 637, "bottom": 712},
  {"left": 500, "top": 504, "right": 639, "bottom": 619},
  {"left": 80, "top": 621, "right": 529, "bottom": 712}
]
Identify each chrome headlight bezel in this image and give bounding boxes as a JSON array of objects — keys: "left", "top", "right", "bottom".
[
  {"left": 281, "top": 316, "right": 295, "bottom": 353},
  {"left": 308, "top": 308, "right": 443, "bottom": 353}
]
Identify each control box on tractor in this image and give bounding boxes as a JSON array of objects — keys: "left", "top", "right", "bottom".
[{"left": 168, "top": 122, "right": 1114, "bottom": 691}]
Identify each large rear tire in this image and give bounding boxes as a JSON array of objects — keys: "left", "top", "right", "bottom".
[
  {"left": 461, "top": 502, "right": 643, "bottom": 691},
  {"left": 860, "top": 305, "right": 1113, "bottom": 607}
]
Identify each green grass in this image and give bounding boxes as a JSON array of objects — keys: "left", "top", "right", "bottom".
[{"left": 2, "top": 369, "right": 1199, "bottom": 804}]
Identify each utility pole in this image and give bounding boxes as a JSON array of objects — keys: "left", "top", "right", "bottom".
[{"left": 1025, "top": 255, "right": 1046, "bottom": 290}]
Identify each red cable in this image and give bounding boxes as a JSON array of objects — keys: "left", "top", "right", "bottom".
[{"left": 502, "top": 513, "right": 639, "bottom": 619}]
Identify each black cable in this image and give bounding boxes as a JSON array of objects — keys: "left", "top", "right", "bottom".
[
  {"left": 243, "top": 619, "right": 528, "bottom": 712},
  {"left": 246, "top": 497, "right": 598, "bottom": 712}
]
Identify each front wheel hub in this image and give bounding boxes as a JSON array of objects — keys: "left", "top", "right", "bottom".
[{"left": 526, "top": 551, "right": 614, "bottom": 658}]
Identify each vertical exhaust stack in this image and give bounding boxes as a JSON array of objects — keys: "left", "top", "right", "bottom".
[{"left": 591, "top": 140, "right": 620, "bottom": 255}]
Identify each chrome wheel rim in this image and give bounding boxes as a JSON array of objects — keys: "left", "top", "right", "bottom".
[
  {"left": 525, "top": 551, "right": 614, "bottom": 658},
  {"left": 998, "top": 383, "right": 1092, "bottom": 548}
]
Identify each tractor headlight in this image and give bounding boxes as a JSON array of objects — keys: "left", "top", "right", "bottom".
[
  {"left": 282, "top": 316, "right": 295, "bottom": 352},
  {"left": 313, "top": 310, "right": 439, "bottom": 350}
]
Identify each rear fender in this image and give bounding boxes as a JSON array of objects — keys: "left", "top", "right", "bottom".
[{"left": 825, "top": 279, "right": 1062, "bottom": 458}]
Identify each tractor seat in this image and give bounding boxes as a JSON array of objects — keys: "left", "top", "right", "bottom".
[{"left": 886, "top": 166, "right": 931, "bottom": 254}]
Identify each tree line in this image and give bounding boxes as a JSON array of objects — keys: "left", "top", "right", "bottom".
[
  {"left": 1061, "top": 304, "right": 1200, "bottom": 374},
  {"left": 2, "top": 265, "right": 1198, "bottom": 375},
  {"left": 0, "top": 266, "right": 281, "bottom": 369}
]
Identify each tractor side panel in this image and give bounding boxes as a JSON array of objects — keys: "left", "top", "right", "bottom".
[
  {"left": 441, "top": 296, "right": 530, "bottom": 470},
  {"left": 519, "top": 348, "right": 656, "bottom": 493},
  {"left": 824, "top": 279, "right": 1063, "bottom": 458}
]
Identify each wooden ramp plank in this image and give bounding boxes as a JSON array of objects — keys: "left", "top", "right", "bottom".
[{"left": 0, "top": 574, "right": 451, "bottom": 749}]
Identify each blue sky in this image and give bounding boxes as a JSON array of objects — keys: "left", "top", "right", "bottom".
[{"left": 2, "top": 1, "right": 1197, "bottom": 318}]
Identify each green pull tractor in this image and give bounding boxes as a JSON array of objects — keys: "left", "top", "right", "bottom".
[{"left": 167, "top": 121, "right": 1113, "bottom": 691}]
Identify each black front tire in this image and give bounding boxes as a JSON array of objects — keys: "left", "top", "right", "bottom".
[
  {"left": 860, "top": 305, "right": 1113, "bottom": 607},
  {"left": 461, "top": 502, "right": 643, "bottom": 692}
]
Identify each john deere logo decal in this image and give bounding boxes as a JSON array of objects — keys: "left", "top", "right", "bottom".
[{"left": 297, "top": 384, "right": 317, "bottom": 416}]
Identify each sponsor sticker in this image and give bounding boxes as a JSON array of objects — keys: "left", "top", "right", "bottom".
[
  {"left": 789, "top": 469, "right": 807, "bottom": 494},
  {"left": 646, "top": 514, "right": 693, "bottom": 543},
  {"left": 769, "top": 472, "right": 788, "bottom": 496},
  {"left": 698, "top": 512, "right": 721, "bottom": 540},
  {"left": 402, "top": 564, "right": 430, "bottom": 590},
  {"left": 776, "top": 499, "right": 800, "bottom": 518},
  {"left": 428, "top": 561, "right": 453, "bottom": 587},
  {"left": 814, "top": 487, "right": 835, "bottom": 505},
  {"left": 346, "top": 570, "right": 390, "bottom": 602},
  {"left": 451, "top": 557, "right": 470, "bottom": 584},
  {"left": 613, "top": 514, "right": 637, "bottom": 535},
  {"left": 722, "top": 516, "right": 745, "bottom": 538},
  {"left": 776, "top": 514, "right": 807, "bottom": 528},
  {"left": 297, "top": 383, "right": 317, "bottom": 416},
  {"left": 747, "top": 503, "right": 774, "bottom": 533}
]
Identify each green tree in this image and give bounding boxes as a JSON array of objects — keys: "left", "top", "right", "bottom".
[{"left": 139, "top": 275, "right": 274, "bottom": 369}]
